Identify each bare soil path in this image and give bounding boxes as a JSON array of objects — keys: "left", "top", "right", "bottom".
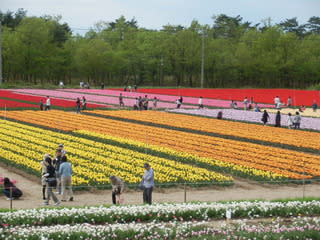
[{"left": 1, "top": 165, "right": 320, "bottom": 210}]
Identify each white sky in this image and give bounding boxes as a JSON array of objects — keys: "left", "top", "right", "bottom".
[{"left": 2, "top": 0, "right": 319, "bottom": 34}]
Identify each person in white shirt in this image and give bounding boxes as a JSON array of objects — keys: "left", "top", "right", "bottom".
[
  {"left": 45, "top": 96, "right": 51, "bottom": 111},
  {"left": 274, "top": 96, "right": 280, "bottom": 108},
  {"left": 198, "top": 97, "right": 203, "bottom": 109}
]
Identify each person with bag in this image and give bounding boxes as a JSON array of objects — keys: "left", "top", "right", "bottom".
[
  {"left": 109, "top": 176, "right": 124, "bottom": 204},
  {"left": 2, "top": 177, "right": 23, "bottom": 200},
  {"left": 43, "top": 157, "right": 60, "bottom": 206},
  {"left": 141, "top": 163, "right": 154, "bottom": 205}
]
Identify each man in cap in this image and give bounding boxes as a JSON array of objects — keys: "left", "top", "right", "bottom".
[{"left": 141, "top": 163, "right": 154, "bottom": 204}]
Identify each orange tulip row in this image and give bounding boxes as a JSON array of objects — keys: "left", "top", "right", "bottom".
[
  {"left": 0, "top": 110, "right": 318, "bottom": 180},
  {"left": 87, "top": 110, "right": 320, "bottom": 150}
]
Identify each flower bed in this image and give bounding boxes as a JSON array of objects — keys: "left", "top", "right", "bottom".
[
  {"left": 1, "top": 200, "right": 320, "bottom": 226},
  {"left": 0, "top": 99, "right": 37, "bottom": 108},
  {"left": 168, "top": 108, "right": 320, "bottom": 132},
  {"left": 0, "top": 118, "right": 231, "bottom": 187},
  {"left": 88, "top": 110, "right": 320, "bottom": 148},
  {"left": 125, "top": 88, "right": 320, "bottom": 107},
  {"left": 1, "top": 217, "right": 320, "bottom": 240},
  {"left": 12, "top": 89, "right": 198, "bottom": 109},
  {"left": 0, "top": 90, "right": 106, "bottom": 109},
  {"left": 0, "top": 110, "right": 319, "bottom": 181}
]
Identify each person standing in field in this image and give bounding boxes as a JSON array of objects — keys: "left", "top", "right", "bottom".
[
  {"left": 287, "top": 96, "right": 292, "bottom": 107},
  {"left": 119, "top": 93, "right": 124, "bottom": 107},
  {"left": 53, "top": 149, "right": 63, "bottom": 195},
  {"left": 176, "top": 99, "right": 181, "bottom": 109},
  {"left": 82, "top": 96, "right": 87, "bottom": 110},
  {"left": 243, "top": 97, "right": 248, "bottom": 110},
  {"left": 261, "top": 110, "right": 270, "bottom": 126},
  {"left": 141, "top": 163, "right": 154, "bottom": 205},
  {"left": 109, "top": 176, "right": 124, "bottom": 204},
  {"left": 287, "top": 113, "right": 293, "bottom": 129},
  {"left": 40, "top": 154, "right": 50, "bottom": 200},
  {"left": 275, "top": 111, "right": 281, "bottom": 127},
  {"left": 274, "top": 96, "right": 280, "bottom": 108},
  {"left": 76, "top": 97, "right": 81, "bottom": 113},
  {"left": 40, "top": 100, "right": 44, "bottom": 111},
  {"left": 43, "top": 157, "right": 60, "bottom": 206},
  {"left": 59, "top": 155, "right": 74, "bottom": 202},
  {"left": 152, "top": 97, "right": 158, "bottom": 109},
  {"left": 293, "top": 112, "right": 301, "bottom": 129},
  {"left": 312, "top": 100, "right": 317, "bottom": 112},
  {"left": 198, "top": 96, "right": 204, "bottom": 109},
  {"left": 45, "top": 96, "right": 51, "bottom": 111}
]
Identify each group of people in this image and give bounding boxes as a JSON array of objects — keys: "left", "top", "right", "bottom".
[
  {"left": 132, "top": 95, "right": 159, "bottom": 110},
  {"left": 76, "top": 96, "right": 87, "bottom": 113},
  {"left": 261, "top": 110, "right": 301, "bottom": 129},
  {"left": 40, "top": 96, "right": 51, "bottom": 111},
  {"left": 124, "top": 85, "right": 138, "bottom": 92},
  {"left": 109, "top": 163, "right": 154, "bottom": 205},
  {"left": 40, "top": 144, "right": 73, "bottom": 206}
]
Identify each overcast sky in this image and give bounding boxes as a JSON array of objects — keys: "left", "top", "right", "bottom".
[{"left": 2, "top": 0, "right": 319, "bottom": 33}]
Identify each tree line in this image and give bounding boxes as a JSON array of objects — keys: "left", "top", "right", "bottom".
[{"left": 1, "top": 9, "right": 320, "bottom": 88}]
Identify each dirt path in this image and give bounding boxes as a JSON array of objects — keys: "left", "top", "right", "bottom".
[{"left": 1, "top": 165, "right": 320, "bottom": 210}]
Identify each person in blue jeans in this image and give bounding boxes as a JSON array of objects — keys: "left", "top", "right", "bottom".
[{"left": 141, "top": 163, "right": 154, "bottom": 205}]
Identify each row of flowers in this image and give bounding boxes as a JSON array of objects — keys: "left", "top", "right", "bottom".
[
  {"left": 1, "top": 217, "right": 320, "bottom": 240},
  {"left": 126, "top": 88, "right": 319, "bottom": 107},
  {"left": 1, "top": 110, "right": 319, "bottom": 180},
  {"left": 0, "top": 99, "right": 37, "bottom": 108},
  {"left": 89, "top": 110, "right": 320, "bottom": 149},
  {"left": 11, "top": 89, "right": 198, "bottom": 109},
  {"left": 1, "top": 200, "right": 320, "bottom": 226},
  {"left": 59, "top": 88, "right": 274, "bottom": 108},
  {"left": 0, "top": 90, "right": 106, "bottom": 109},
  {"left": 0, "top": 118, "right": 231, "bottom": 186},
  {"left": 170, "top": 108, "right": 320, "bottom": 132}
]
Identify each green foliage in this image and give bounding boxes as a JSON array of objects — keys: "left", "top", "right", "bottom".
[{"left": 1, "top": 12, "right": 320, "bottom": 88}]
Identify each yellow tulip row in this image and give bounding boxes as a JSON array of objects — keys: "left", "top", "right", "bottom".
[
  {"left": 1, "top": 110, "right": 318, "bottom": 180},
  {"left": 87, "top": 110, "right": 320, "bottom": 150},
  {"left": 0, "top": 119, "right": 232, "bottom": 185}
]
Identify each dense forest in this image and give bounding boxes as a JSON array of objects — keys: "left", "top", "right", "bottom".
[{"left": 1, "top": 9, "right": 320, "bottom": 88}]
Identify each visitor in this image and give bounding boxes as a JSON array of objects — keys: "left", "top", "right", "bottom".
[
  {"left": 82, "top": 96, "right": 87, "bottom": 110},
  {"left": 198, "top": 96, "right": 204, "bottom": 109},
  {"left": 57, "top": 143, "right": 66, "bottom": 156},
  {"left": 152, "top": 97, "right": 158, "bottom": 109},
  {"left": 45, "top": 96, "right": 51, "bottom": 111},
  {"left": 179, "top": 96, "right": 183, "bottom": 104},
  {"left": 43, "top": 157, "right": 60, "bottom": 206},
  {"left": 143, "top": 95, "right": 149, "bottom": 110},
  {"left": 287, "top": 96, "right": 292, "bottom": 107},
  {"left": 41, "top": 154, "right": 50, "bottom": 200},
  {"left": 134, "top": 98, "right": 139, "bottom": 110},
  {"left": 59, "top": 81, "right": 64, "bottom": 88},
  {"left": 275, "top": 111, "right": 281, "bottom": 127},
  {"left": 261, "top": 110, "right": 270, "bottom": 126},
  {"left": 274, "top": 96, "right": 280, "bottom": 108},
  {"left": 293, "top": 112, "right": 301, "bottom": 129},
  {"left": 141, "top": 163, "right": 154, "bottom": 205},
  {"left": 138, "top": 96, "right": 143, "bottom": 110},
  {"left": 53, "top": 149, "right": 63, "bottom": 195},
  {"left": 287, "top": 113, "right": 293, "bottom": 129},
  {"left": 101, "top": 82, "right": 105, "bottom": 89},
  {"left": 2, "top": 177, "right": 23, "bottom": 200},
  {"left": 312, "top": 101, "right": 317, "bottom": 112},
  {"left": 134, "top": 85, "right": 138, "bottom": 92},
  {"left": 217, "top": 111, "right": 223, "bottom": 119},
  {"left": 176, "top": 99, "right": 181, "bottom": 109},
  {"left": 254, "top": 103, "right": 260, "bottom": 112},
  {"left": 59, "top": 155, "right": 74, "bottom": 202},
  {"left": 40, "top": 100, "right": 44, "bottom": 111},
  {"left": 230, "top": 100, "right": 238, "bottom": 109},
  {"left": 109, "top": 176, "right": 124, "bottom": 204},
  {"left": 243, "top": 97, "right": 248, "bottom": 110},
  {"left": 119, "top": 93, "right": 124, "bottom": 107},
  {"left": 76, "top": 97, "right": 81, "bottom": 113},
  {"left": 298, "top": 105, "right": 306, "bottom": 112}
]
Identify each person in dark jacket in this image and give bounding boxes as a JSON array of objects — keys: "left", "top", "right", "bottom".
[
  {"left": 43, "top": 157, "right": 60, "bottom": 206},
  {"left": 261, "top": 110, "right": 270, "bottom": 126},
  {"left": 2, "top": 177, "right": 23, "bottom": 200},
  {"left": 275, "top": 111, "right": 281, "bottom": 127}
]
